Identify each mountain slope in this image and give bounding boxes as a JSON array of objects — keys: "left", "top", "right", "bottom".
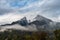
[
  {"left": 0, "top": 15, "right": 58, "bottom": 32},
  {"left": 1, "top": 17, "right": 28, "bottom": 26}
]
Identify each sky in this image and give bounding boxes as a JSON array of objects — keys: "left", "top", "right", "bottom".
[{"left": 0, "top": 0, "right": 60, "bottom": 24}]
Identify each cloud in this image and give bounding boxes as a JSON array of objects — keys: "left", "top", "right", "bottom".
[
  {"left": 0, "top": 8, "right": 13, "bottom": 15},
  {"left": 40, "top": 0, "right": 60, "bottom": 16},
  {"left": 0, "top": 0, "right": 60, "bottom": 24},
  {"left": 18, "top": 0, "right": 60, "bottom": 22},
  {"left": 0, "top": 13, "right": 24, "bottom": 25},
  {"left": 0, "top": 24, "right": 37, "bottom": 32},
  {"left": 39, "top": 0, "right": 60, "bottom": 21},
  {"left": 0, "top": 0, "right": 41, "bottom": 14}
]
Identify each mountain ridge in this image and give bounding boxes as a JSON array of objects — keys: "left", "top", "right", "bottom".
[{"left": 0, "top": 15, "right": 60, "bottom": 32}]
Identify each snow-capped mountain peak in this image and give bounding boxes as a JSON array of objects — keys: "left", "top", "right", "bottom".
[
  {"left": 35, "top": 15, "right": 46, "bottom": 21},
  {"left": 34, "top": 15, "right": 52, "bottom": 23}
]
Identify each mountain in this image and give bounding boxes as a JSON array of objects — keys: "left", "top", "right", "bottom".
[
  {"left": 29, "top": 15, "right": 52, "bottom": 25},
  {"left": 12, "top": 17, "right": 28, "bottom": 26},
  {"left": 1, "top": 17, "right": 28, "bottom": 26},
  {"left": 35, "top": 15, "right": 52, "bottom": 22},
  {"left": 0, "top": 15, "right": 59, "bottom": 32},
  {"left": 29, "top": 15, "right": 54, "bottom": 31}
]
